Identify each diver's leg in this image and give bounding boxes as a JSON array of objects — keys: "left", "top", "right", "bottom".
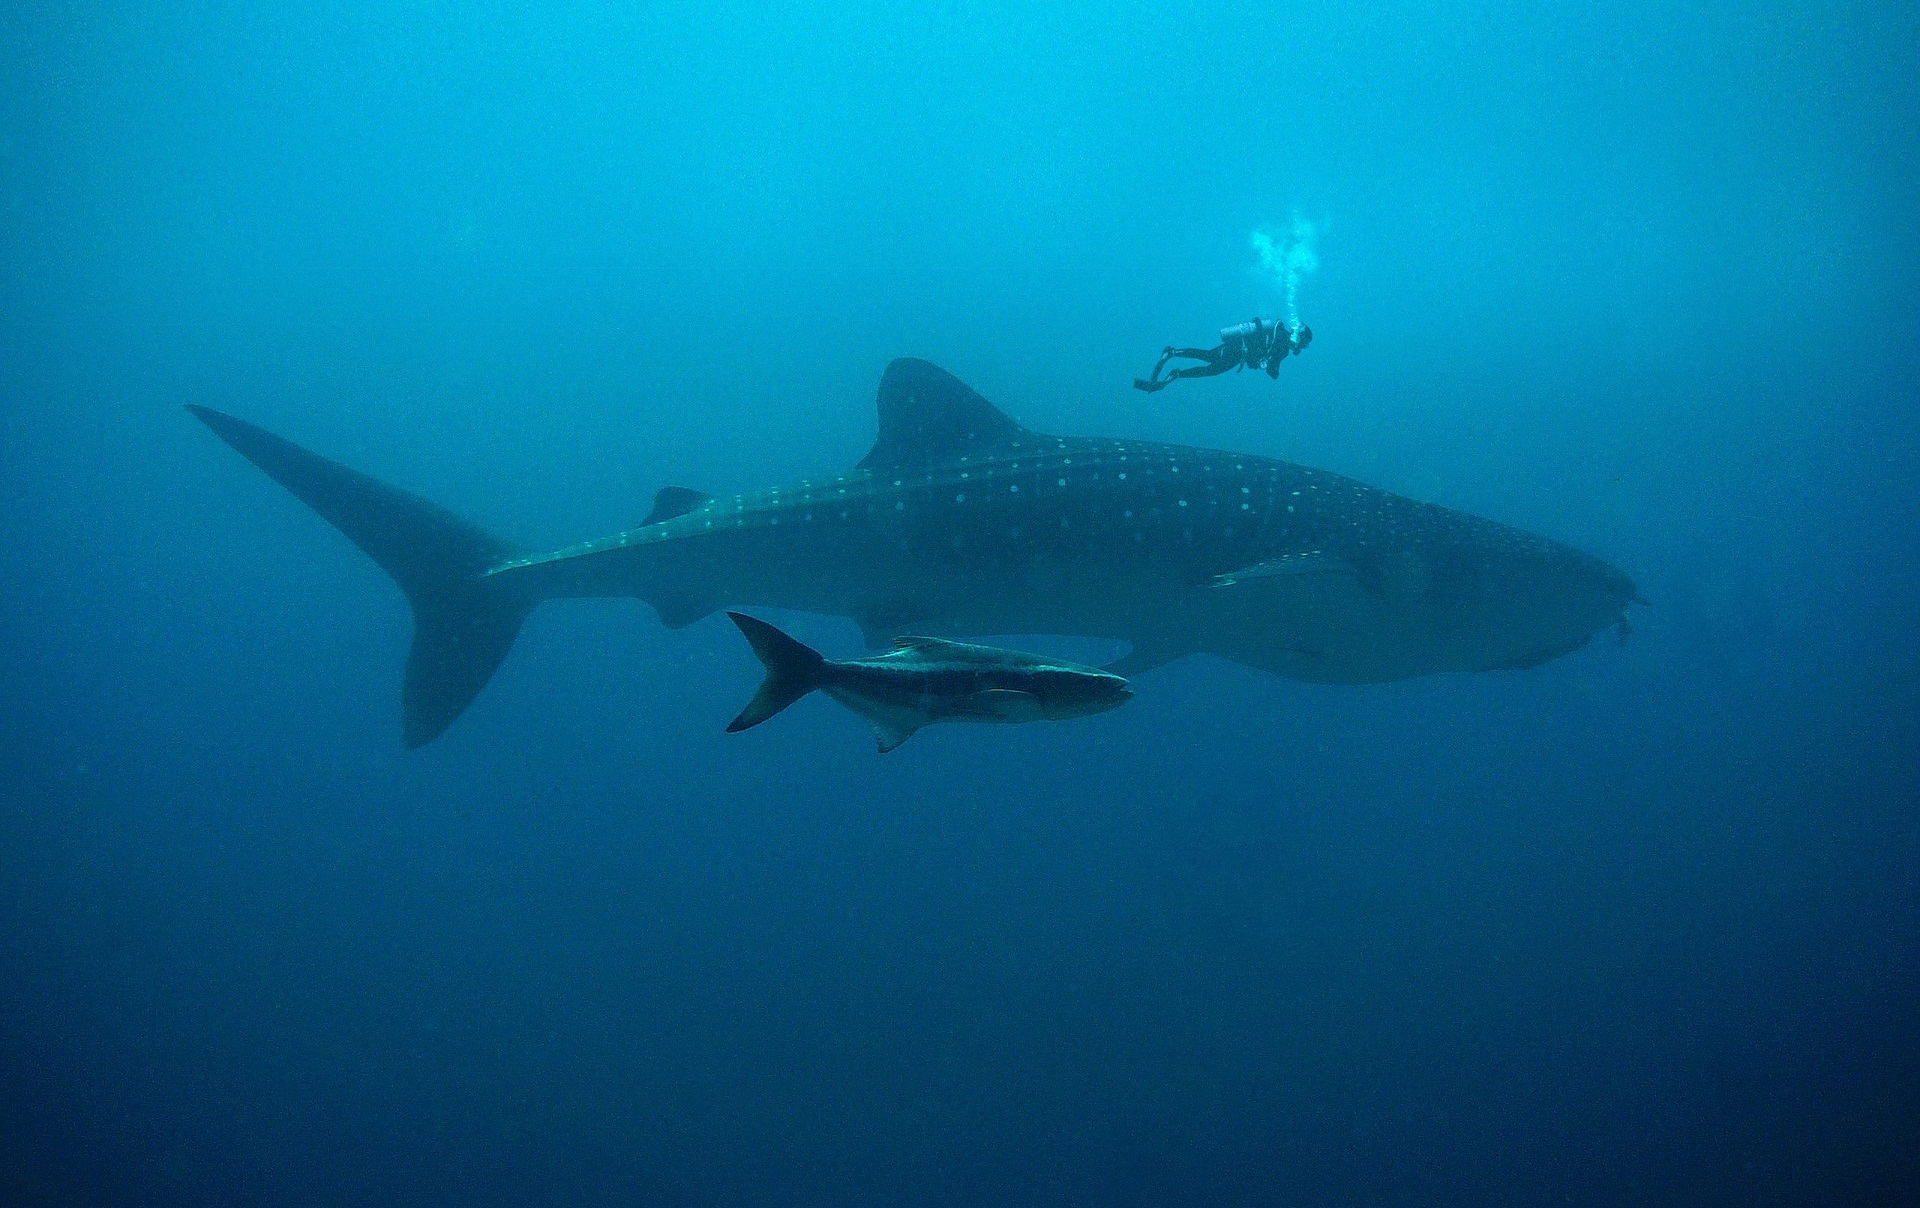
[
  {"left": 1137, "top": 345, "right": 1237, "bottom": 392},
  {"left": 1134, "top": 346, "right": 1180, "bottom": 392},
  {"left": 1166, "top": 348, "right": 1236, "bottom": 381}
]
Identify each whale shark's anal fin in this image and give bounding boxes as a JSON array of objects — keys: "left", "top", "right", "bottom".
[
  {"left": 1105, "top": 639, "right": 1191, "bottom": 677},
  {"left": 187, "top": 406, "right": 534, "bottom": 747},
  {"left": 871, "top": 719, "right": 921, "bottom": 754},
  {"left": 647, "top": 585, "right": 720, "bottom": 630}
]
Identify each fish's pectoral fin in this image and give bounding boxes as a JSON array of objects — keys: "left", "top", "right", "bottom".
[
  {"left": 873, "top": 720, "right": 920, "bottom": 753},
  {"left": 968, "top": 688, "right": 1044, "bottom": 721}
]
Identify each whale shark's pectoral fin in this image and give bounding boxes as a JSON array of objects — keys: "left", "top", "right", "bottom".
[
  {"left": 1208, "top": 551, "right": 1357, "bottom": 588},
  {"left": 1105, "top": 639, "right": 1191, "bottom": 677}
]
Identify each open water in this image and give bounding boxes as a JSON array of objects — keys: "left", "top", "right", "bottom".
[{"left": 3, "top": 3, "right": 1916, "bottom": 1204}]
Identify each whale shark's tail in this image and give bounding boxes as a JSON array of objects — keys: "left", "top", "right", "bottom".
[{"left": 188, "top": 406, "right": 534, "bottom": 747}]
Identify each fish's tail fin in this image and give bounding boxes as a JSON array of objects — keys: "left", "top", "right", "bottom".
[
  {"left": 725, "top": 612, "right": 827, "bottom": 732},
  {"left": 187, "top": 406, "right": 535, "bottom": 747}
]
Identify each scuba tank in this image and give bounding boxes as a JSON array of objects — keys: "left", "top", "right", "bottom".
[{"left": 1219, "top": 318, "right": 1277, "bottom": 368}]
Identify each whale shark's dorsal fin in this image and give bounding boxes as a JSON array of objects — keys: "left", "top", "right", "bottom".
[{"left": 858, "top": 358, "right": 1028, "bottom": 471}]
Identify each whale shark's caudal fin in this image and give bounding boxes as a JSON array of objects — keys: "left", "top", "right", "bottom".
[{"left": 187, "top": 406, "right": 534, "bottom": 747}]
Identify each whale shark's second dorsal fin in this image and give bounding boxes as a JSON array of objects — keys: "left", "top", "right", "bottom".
[
  {"left": 642, "top": 486, "right": 712, "bottom": 527},
  {"left": 858, "top": 358, "right": 1028, "bottom": 471}
]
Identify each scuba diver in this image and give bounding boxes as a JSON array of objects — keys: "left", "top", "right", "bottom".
[{"left": 1134, "top": 317, "right": 1311, "bottom": 393}]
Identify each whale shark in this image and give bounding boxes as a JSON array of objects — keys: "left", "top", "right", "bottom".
[{"left": 188, "top": 357, "right": 1637, "bottom": 747}]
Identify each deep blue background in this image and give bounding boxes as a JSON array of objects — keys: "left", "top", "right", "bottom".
[{"left": 4, "top": 2, "right": 1916, "bottom": 1203}]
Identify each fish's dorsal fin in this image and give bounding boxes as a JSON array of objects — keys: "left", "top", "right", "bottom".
[
  {"left": 858, "top": 358, "right": 1028, "bottom": 471},
  {"left": 889, "top": 634, "right": 968, "bottom": 652},
  {"left": 888, "top": 635, "right": 1029, "bottom": 664},
  {"left": 642, "top": 486, "right": 712, "bottom": 527}
]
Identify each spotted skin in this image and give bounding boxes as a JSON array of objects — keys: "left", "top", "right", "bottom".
[
  {"left": 190, "top": 359, "right": 1637, "bottom": 745},
  {"left": 493, "top": 359, "right": 1636, "bottom": 684}
]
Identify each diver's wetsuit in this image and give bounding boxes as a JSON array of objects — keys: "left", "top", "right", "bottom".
[{"left": 1135, "top": 318, "right": 1311, "bottom": 393}]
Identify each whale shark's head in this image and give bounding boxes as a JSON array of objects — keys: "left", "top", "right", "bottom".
[{"left": 1455, "top": 539, "right": 1640, "bottom": 671}]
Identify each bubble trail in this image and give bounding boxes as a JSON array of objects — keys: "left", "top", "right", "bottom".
[{"left": 1251, "top": 213, "right": 1319, "bottom": 335}]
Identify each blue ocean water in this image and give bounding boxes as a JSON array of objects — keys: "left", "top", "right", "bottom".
[{"left": 3, "top": 1, "right": 1916, "bottom": 1203}]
